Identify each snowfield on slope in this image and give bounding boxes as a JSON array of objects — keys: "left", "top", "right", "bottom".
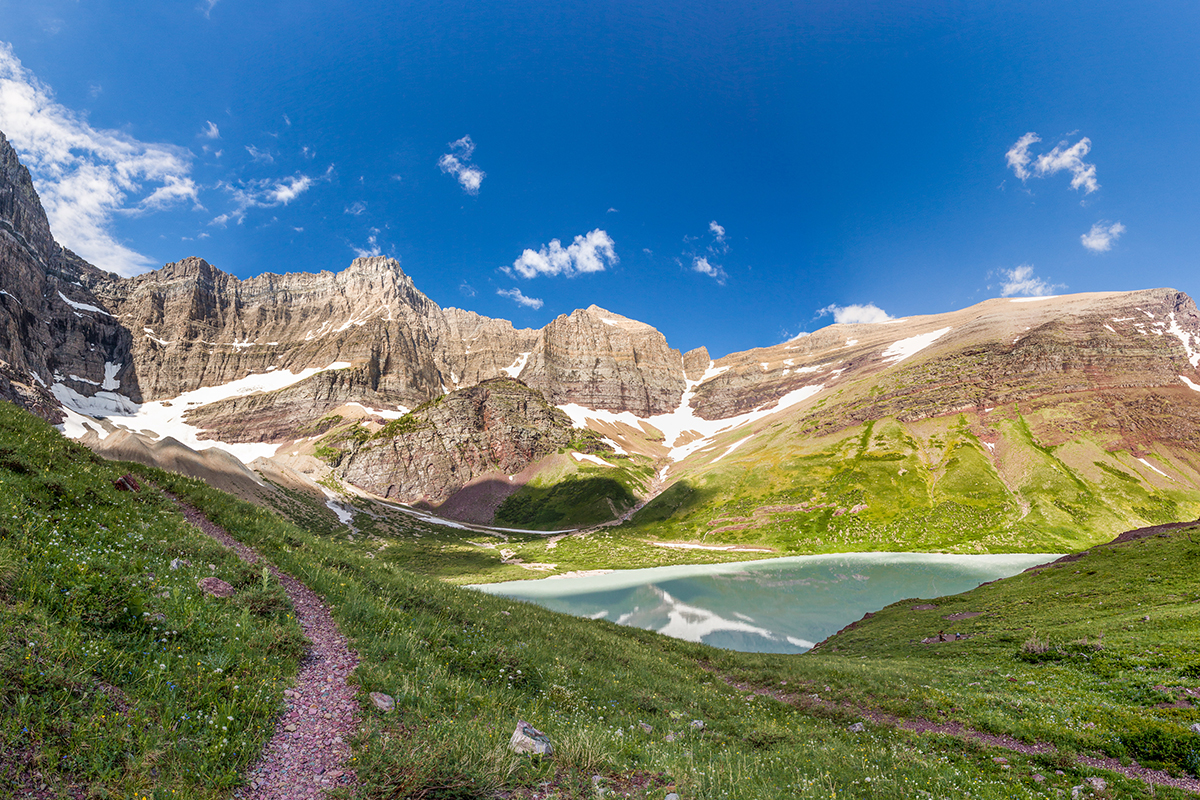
[
  {"left": 559, "top": 360, "right": 823, "bottom": 463},
  {"left": 53, "top": 362, "right": 353, "bottom": 463}
]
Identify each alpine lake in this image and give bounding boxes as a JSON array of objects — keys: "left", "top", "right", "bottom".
[{"left": 470, "top": 552, "right": 1061, "bottom": 653}]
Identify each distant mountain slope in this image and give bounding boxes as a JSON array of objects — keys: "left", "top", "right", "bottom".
[{"left": 4, "top": 126, "right": 1200, "bottom": 538}]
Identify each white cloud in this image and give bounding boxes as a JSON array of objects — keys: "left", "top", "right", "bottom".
[
  {"left": 1005, "top": 132, "right": 1039, "bottom": 181},
  {"left": 497, "top": 287, "right": 543, "bottom": 309},
  {"left": 817, "top": 303, "right": 893, "bottom": 324},
  {"left": 0, "top": 42, "right": 198, "bottom": 276},
  {"left": 1005, "top": 132, "right": 1099, "bottom": 194},
  {"left": 997, "top": 264, "right": 1063, "bottom": 297},
  {"left": 211, "top": 174, "right": 315, "bottom": 226},
  {"left": 201, "top": 121, "right": 220, "bottom": 139},
  {"left": 692, "top": 256, "right": 727, "bottom": 284},
  {"left": 344, "top": 201, "right": 367, "bottom": 216},
  {"left": 1081, "top": 221, "right": 1125, "bottom": 253},
  {"left": 438, "top": 135, "right": 485, "bottom": 194},
  {"left": 353, "top": 233, "right": 381, "bottom": 258},
  {"left": 709, "top": 220, "right": 726, "bottom": 241},
  {"left": 511, "top": 228, "right": 617, "bottom": 278},
  {"left": 199, "top": 0, "right": 221, "bottom": 18},
  {"left": 245, "top": 144, "right": 273, "bottom": 164}
]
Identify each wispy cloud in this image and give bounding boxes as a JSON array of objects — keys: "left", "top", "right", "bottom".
[
  {"left": 1081, "top": 221, "right": 1125, "bottom": 253},
  {"left": 681, "top": 219, "right": 731, "bottom": 283},
  {"left": 996, "top": 264, "right": 1063, "bottom": 297},
  {"left": 817, "top": 303, "right": 893, "bottom": 324},
  {"left": 199, "top": 0, "right": 221, "bottom": 19},
  {"left": 200, "top": 121, "right": 220, "bottom": 139},
  {"left": 1005, "top": 132, "right": 1039, "bottom": 181},
  {"left": 352, "top": 231, "right": 381, "bottom": 258},
  {"left": 511, "top": 229, "right": 617, "bottom": 278},
  {"left": 438, "top": 135, "right": 485, "bottom": 194},
  {"left": 344, "top": 201, "right": 367, "bottom": 216},
  {"left": 691, "top": 256, "right": 727, "bottom": 284},
  {"left": 497, "top": 287, "right": 543, "bottom": 309},
  {"left": 1005, "top": 132, "right": 1099, "bottom": 194},
  {"left": 211, "top": 173, "right": 316, "bottom": 226},
  {"left": 0, "top": 42, "right": 198, "bottom": 276},
  {"left": 245, "top": 144, "right": 274, "bottom": 164}
]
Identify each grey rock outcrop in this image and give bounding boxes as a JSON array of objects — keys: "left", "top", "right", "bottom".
[
  {"left": 336, "top": 378, "right": 578, "bottom": 505},
  {"left": 509, "top": 720, "right": 553, "bottom": 756}
]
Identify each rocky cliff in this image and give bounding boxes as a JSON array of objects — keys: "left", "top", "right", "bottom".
[
  {"left": 332, "top": 377, "right": 579, "bottom": 506},
  {"left": 0, "top": 131, "right": 135, "bottom": 416}
]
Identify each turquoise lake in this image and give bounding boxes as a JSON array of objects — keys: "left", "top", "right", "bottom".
[{"left": 470, "top": 552, "right": 1059, "bottom": 653}]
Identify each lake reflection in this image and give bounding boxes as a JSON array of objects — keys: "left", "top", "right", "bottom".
[{"left": 470, "top": 552, "right": 1058, "bottom": 653}]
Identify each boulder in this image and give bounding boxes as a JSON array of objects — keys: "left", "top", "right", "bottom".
[
  {"left": 197, "top": 577, "right": 234, "bottom": 598},
  {"left": 509, "top": 720, "right": 553, "bottom": 756},
  {"left": 369, "top": 692, "right": 395, "bottom": 712}
]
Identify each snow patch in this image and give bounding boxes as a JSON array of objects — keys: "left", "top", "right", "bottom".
[
  {"left": 101, "top": 362, "right": 121, "bottom": 391},
  {"left": 600, "top": 437, "right": 627, "bottom": 455},
  {"left": 1180, "top": 376, "right": 1200, "bottom": 392},
  {"left": 345, "top": 402, "right": 410, "bottom": 420},
  {"left": 712, "top": 436, "right": 751, "bottom": 463},
  {"left": 845, "top": 338, "right": 858, "bottom": 347},
  {"left": 600, "top": 318, "right": 619, "bottom": 326},
  {"left": 58, "top": 406, "right": 110, "bottom": 440},
  {"left": 1167, "top": 313, "right": 1200, "bottom": 367},
  {"left": 52, "top": 362, "right": 353, "bottom": 463},
  {"left": 1137, "top": 457, "right": 1170, "bottom": 479},
  {"left": 1009, "top": 296, "right": 1058, "bottom": 303},
  {"left": 56, "top": 291, "right": 112, "bottom": 316},
  {"left": 881, "top": 327, "right": 951, "bottom": 365},
  {"left": 1103, "top": 324, "right": 1115, "bottom": 333},
  {"left": 503, "top": 352, "right": 531, "bottom": 378},
  {"left": 572, "top": 452, "right": 614, "bottom": 467},
  {"left": 559, "top": 382, "right": 823, "bottom": 463}
]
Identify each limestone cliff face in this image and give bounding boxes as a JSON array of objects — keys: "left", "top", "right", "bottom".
[
  {"left": 335, "top": 378, "right": 576, "bottom": 505},
  {"left": 0, "top": 131, "right": 135, "bottom": 414},
  {"left": 520, "top": 305, "right": 686, "bottom": 417},
  {"left": 90, "top": 255, "right": 449, "bottom": 406}
]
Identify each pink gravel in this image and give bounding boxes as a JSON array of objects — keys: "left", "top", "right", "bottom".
[{"left": 171, "top": 496, "right": 361, "bottom": 799}]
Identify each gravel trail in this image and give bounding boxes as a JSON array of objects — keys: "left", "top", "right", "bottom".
[{"left": 171, "top": 496, "right": 361, "bottom": 799}]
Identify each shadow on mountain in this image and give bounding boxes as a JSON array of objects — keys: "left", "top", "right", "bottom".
[
  {"left": 631, "top": 480, "right": 717, "bottom": 525},
  {"left": 493, "top": 476, "right": 637, "bottom": 530}
]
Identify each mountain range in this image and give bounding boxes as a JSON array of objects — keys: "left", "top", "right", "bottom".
[{"left": 3, "top": 128, "right": 1200, "bottom": 552}]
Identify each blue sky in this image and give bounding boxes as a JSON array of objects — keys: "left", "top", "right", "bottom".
[{"left": 1, "top": 1, "right": 1198, "bottom": 357}]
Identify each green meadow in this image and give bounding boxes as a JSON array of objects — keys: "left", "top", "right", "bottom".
[{"left": 3, "top": 400, "right": 1199, "bottom": 799}]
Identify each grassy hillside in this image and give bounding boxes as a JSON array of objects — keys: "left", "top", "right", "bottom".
[
  {"left": 0, "top": 403, "right": 305, "bottom": 797},
  {"left": 4, "top": 400, "right": 1199, "bottom": 798},
  {"left": 630, "top": 406, "right": 1200, "bottom": 556}
]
